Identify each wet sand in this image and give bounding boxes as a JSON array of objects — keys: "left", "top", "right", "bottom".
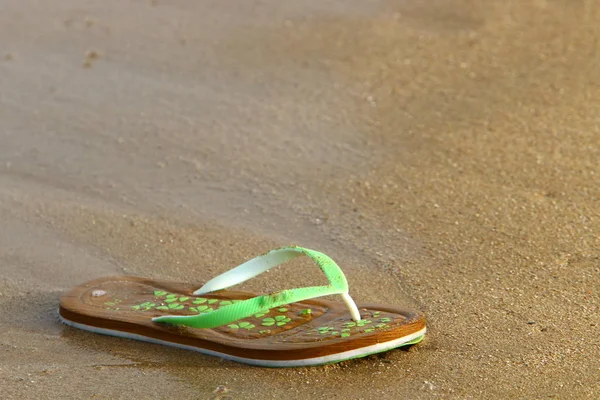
[{"left": 1, "top": 0, "right": 599, "bottom": 398}]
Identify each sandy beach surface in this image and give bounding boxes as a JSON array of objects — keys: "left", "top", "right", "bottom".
[{"left": 1, "top": 0, "right": 599, "bottom": 398}]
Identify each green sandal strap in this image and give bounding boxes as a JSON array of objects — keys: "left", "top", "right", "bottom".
[{"left": 152, "top": 246, "right": 361, "bottom": 329}]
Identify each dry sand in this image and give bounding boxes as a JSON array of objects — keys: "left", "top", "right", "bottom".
[{"left": 1, "top": 0, "right": 599, "bottom": 398}]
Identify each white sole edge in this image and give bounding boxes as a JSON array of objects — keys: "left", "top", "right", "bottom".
[{"left": 58, "top": 311, "right": 426, "bottom": 367}]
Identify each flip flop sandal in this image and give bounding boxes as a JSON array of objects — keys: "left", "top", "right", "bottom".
[{"left": 58, "top": 246, "right": 426, "bottom": 367}]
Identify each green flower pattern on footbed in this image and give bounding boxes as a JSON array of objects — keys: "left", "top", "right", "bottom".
[{"left": 103, "top": 290, "right": 395, "bottom": 339}]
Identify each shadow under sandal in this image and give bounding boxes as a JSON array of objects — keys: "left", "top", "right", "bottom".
[{"left": 58, "top": 246, "right": 426, "bottom": 367}]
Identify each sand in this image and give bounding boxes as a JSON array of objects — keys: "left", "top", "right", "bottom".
[{"left": 1, "top": 0, "right": 599, "bottom": 398}]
